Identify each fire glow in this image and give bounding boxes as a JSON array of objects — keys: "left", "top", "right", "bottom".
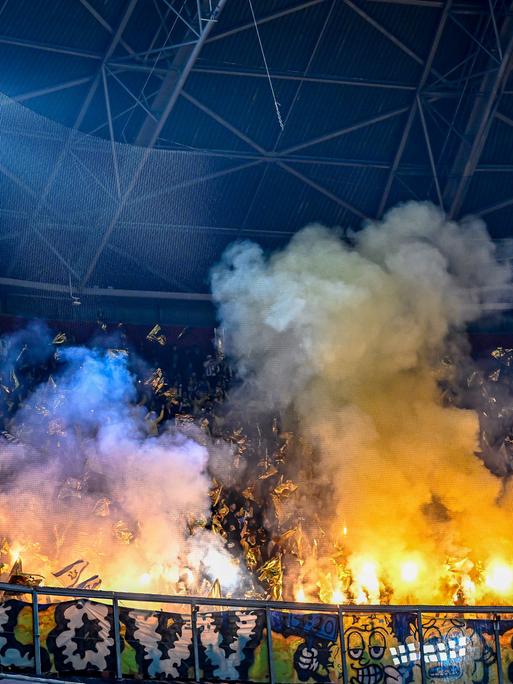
[
  {"left": 211, "top": 201, "right": 513, "bottom": 607},
  {"left": 292, "top": 556, "right": 513, "bottom": 606},
  {"left": 3, "top": 202, "right": 513, "bottom": 607}
]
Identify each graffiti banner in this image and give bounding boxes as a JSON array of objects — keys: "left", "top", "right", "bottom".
[{"left": 0, "top": 599, "right": 511, "bottom": 682}]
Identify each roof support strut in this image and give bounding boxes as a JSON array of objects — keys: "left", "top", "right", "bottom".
[
  {"left": 377, "top": 0, "right": 453, "bottom": 217},
  {"left": 443, "top": 3, "right": 513, "bottom": 218},
  {"left": 5, "top": 0, "right": 140, "bottom": 278},
  {"left": 80, "top": 0, "right": 229, "bottom": 289}
]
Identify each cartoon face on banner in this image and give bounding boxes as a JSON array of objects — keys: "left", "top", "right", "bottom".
[
  {"left": 421, "top": 617, "right": 496, "bottom": 684},
  {"left": 344, "top": 613, "right": 420, "bottom": 684}
]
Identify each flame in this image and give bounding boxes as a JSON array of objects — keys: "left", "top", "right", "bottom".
[
  {"left": 295, "top": 586, "right": 306, "bottom": 602},
  {"left": 201, "top": 546, "right": 240, "bottom": 590},
  {"left": 163, "top": 567, "right": 179, "bottom": 584},
  {"left": 485, "top": 561, "right": 513, "bottom": 595},
  {"left": 9, "top": 529, "right": 513, "bottom": 606},
  {"left": 9, "top": 542, "right": 23, "bottom": 566},
  {"left": 400, "top": 560, "right": 420, "bottom": 584},
  {"left": 331, "top": 586, "right": 345, "bottom": 603},
  {"left": 351, "top": 558, "right": 380, "bottom": 603},
  {"left": 139, "top": 572, "right": 151, "bottom": 587}
]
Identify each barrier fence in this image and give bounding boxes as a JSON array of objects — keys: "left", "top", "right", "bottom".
[{"left": 0, "top": 581, "right": 511, "bottom": 683}]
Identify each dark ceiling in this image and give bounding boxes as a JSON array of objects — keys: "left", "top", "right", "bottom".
[{"left": 1, "top": 0, "right": 513, "bottom": 324}]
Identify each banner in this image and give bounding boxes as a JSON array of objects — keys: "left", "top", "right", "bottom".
[{"left": 0, "top": 598, "right": 511, "bottom": 682}]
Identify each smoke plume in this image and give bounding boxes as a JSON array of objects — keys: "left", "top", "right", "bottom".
[
  {"left": 0, "top": 342, "right": 240, "bottom": 595},
  {"left": 211, "top": 201, "right": 513, "bottom": 603}
]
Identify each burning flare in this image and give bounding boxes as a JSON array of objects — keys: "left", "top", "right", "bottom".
[
  {"left": 0, "top": 346, "right": 241, "bottom": 597},
  {"left": 212, "top": 201, "right": 513, "bottom": 605}
]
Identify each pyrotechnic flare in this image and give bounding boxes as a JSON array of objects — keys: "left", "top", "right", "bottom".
[
  {"left": 0, "top": 344, "right": 240, "bottom": 596},
  {"left": 211, "top": 201, "right": 513, "bottom": 604}
]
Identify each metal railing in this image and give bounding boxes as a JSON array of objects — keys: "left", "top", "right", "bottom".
[{"left": 0, "top": 581, "right": 511, "bottom": 683}]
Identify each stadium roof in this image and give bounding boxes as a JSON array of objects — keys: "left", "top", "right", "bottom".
[{"left": 1, "top": 0, "right": 513, "bottom": 323}]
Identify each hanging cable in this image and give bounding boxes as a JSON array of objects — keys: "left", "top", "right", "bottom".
[
  {"left": 69, "top": 273, "right": 81, "bottom": 307},
  {"left": 247, "top": 0, "right": 284, "bottom": 130}
]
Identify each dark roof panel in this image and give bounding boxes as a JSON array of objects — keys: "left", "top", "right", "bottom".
[{"left": 0, "top": 0, "right": 510, "bottom": 300}]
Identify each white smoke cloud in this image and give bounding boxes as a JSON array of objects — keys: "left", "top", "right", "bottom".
[
  {"left": 0, "top": 343, "right": 240, "bottom": 595},
  {"left": 211, "top": 201, "right": 513, "bottom": 603}
]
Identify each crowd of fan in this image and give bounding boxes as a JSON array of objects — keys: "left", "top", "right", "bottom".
[
  {"left": 3, "top": 320, "right": 513, "bottom": 601},
  {"left": 0, "top": 321, "right": 233, "bottom": 436},
  {"left": 136, "top": 343, "right": 233, "bottom": 432},
  {"left": 0, "top": 322, "right": 284, "bottom": 597}
]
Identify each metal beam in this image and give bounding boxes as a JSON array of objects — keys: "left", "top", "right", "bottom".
[
  {"left": 448, "top": 12, "right": 501, "bottom": 65},
  {"left": 78, "top": 0, "right": 120, "bottom": 33},
  {"left": 134, "top": 53, "right": 198, "bottom": 145},
  {"left": 0, "top": 217, "right": 298, "bottom": 237},
  {"left": 0, "top": 161, "right": 81, "bottom": 278},
  {"left": 417, "top": 94, "right": 444, "bottom": 208},
  {"left": 181, "top": 90, "right": 267, "bottom": 152},
  {"left": 35, "top": 0, "right": 140, "bottom": 211},
  {"left": 377, "top": 0, "right": 452, "bottom": 216},
  {"left": 0, "top": 112, "right": 434, "bottom": 171},
  {"left": 151, "top": 0, "right": 175, "bottom": 48},
  {"left": 69, "top": 150, "right": 118, "bottom": 202},
  {"left": 101, "top": 68, "right": 122, "bottom": 199},
  {"left": 6, "top": 77, "right": 93, "bottom": 104},
  {"left": 343, "top": 0, "right": 443, "bottom": 81},
  {"left": 190, "top": 64, "right": 417, "bottom": 90},
  {"left": 278, "top": 106, "right": 409, "bottom": 156},
  {"left": 138, "top": 150, "right": 432, "bottom": 172},
  {"left": 110, "top": 58, "right": 416, "bottom": 90},
  {"left": 180, "top": 90, "right": 367, "bottom": 219},
  {"left": 0, "top": 161, "right": 56, "bottom": 213},
  {"left": 0, "top": 34, "right": 101, "bottom": 59},
  {"left": 2, "top": 579, "right": 513, "bottom": 613},
  {"left": 127, "top": 158, "right": 264, "bottom": 207},
  {"left": 108, "top": 0, "right": 199, "bottom": 66},
  {"left": 277, "top": 162, "right": 368, "bottom": 220},
  {"left": 422, "top": 98, "right": 468, "bottom": 146},
  {"left": 161, "top": 0, "right": 200, "bottom": 37},
  {"left": 85, "top": 86, "right": 162, "bottom": 136},
  {"left": 239, "top": 0, "right": 336, "bottom": 233},
  {"left": 205, "top": 0, "right": 326, "bottom": 43},
  {"left": 367, "top": 0, "right": 486, "bottom": 9},
  {"left": 476, "top": 196, "right": 513, "bottom": 216},
  {"left": 109, "top": 39, "right": 200, "bottom": 64},
  {"left": 181, "top": 90, "right": 408, "bottom": 160},
  {"left": 5, "top": 0, "right": 140, "bottom": 278},
  {"left": 367, "top": 0, "right": 445, "bottom": 6},
  {"left": 106, "top": 66, "right": 159, "bottom": 121},
  {"left": 133, "top": 2, "right": 218, "bottom": 147},
  {"left": 3, "top": 276, "right": 513, "bottom": 307},
  {"left": 425, "top": 16, "right": 489, "bottom": 182},
  {"left": 0, "top": 278, "right": 213, "bottom": 301},
  {"left": 443, "top": 4, "right": 513, "bottom": 218},
  {"left": 80, "top": 0, "right": 229, "bottom": 289},
  {"left": 489, "top": 0, "right": 504, "bottom": 61},
  {"left": 426, "top": 48, "right": 483, "bottom": 91},
  {"left": 496, "top": 110, "right": 513, "bottom": 128},
  {"left": 344, "top": 0, "right": 423, "bottom": 66},
  {"left": 77, "top": 0, "right": 136, "bottom": 58}
]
